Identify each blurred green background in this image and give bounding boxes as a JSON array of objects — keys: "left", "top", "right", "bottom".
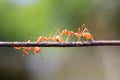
[{"left": 0, "top": 0, "right": 120, "bottom": 80}]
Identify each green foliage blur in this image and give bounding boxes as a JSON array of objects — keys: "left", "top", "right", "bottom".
[
  {"left": 0, "top": 0, "right": 94, "bottom": 41},
  {"left": 0, "top": 0, "right": 120, "bottom": 40}
]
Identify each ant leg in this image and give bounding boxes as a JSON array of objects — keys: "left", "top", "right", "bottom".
[
  {"left": 49, "top": 31, "right": 53, "bottom": 37},
  {"left": 81, "top": 24, "right": 86, "bottom": 31},
  {"left": 77, "top": 36, "right": 83, "bottom": 44},
  {"left": 54, "top": 28, "right": 64, "bottom": 42},
  {"left": 48, "top": 31, "right": 55, "bottom": 42},
  {"left": 78, "top": 36, "right": 81, "bottom": 42},
  {"left": 77, "top": 28, "right": 81, "bottom": 34},
  {"left": 54, "top": 28, "right": 61, "bottom": 35},
  {"left": 65, "top": 34, "right": 70, "bottom": 42},
  {"left": 82, "top": 26, "right": 90, "bottom": 33},
  {"left": 22, "top": 47, "right": 29, "bottom": 57}
]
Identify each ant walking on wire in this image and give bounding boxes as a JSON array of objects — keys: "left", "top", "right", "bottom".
[
  {"left": 61, "top": 24, "right": 93, "bottom": 42},
  {"left": 14, "top": 24, "right": 94, "bottom": 56},
  {"left": 14, "top": 40, "right": 41, "bottom": 57},
  {"left": 75, "top": 24, "right": 94, "bottom": 41},
  {"left": 37, "top": 28, "right": 64, "bottom": 43}
]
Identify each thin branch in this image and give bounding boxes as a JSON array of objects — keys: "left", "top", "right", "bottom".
[{"left": 0, "top": 40, "right": 120, "bottom": 47}]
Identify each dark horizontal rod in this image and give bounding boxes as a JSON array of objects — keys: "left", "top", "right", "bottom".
[{"left": 0, "top": 40, "right": 120, "bottom": 47}]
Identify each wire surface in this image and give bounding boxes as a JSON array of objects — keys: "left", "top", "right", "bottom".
[{"left": 0, "top": 40, "right": 120, "bottom": 47}]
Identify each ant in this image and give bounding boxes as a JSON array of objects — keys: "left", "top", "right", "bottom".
[
  {"left": 14, "top": 47, "right": 41, "bottom": 57},
  {"left": 75, "top": 24, "right": 94, "bottom": 41},
  {"left": 60, "top": 24, "right": 93, "bottom": 42},
  {"left": 36, "top": 28, "right": 64, "bottom": 43},
  {"left": 14, "top": 40, "right": 41, "bottom": 57}
]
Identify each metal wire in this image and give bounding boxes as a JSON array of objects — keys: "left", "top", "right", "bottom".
[{"left": 0, "top": 40, "right": 120, "bottom": 47}]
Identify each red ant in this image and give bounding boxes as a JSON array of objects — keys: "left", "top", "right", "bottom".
[
  {"left": 14, "top": 47, "right": 41, "bottom": 57},
  {"left": 60, "top": 24, "right": 93, "bottom": 42},
  {"left": 14, "top": 40, "right": 41, "bottom": 57},
  {"left": 37, "top": 28, "right": 64, "bottom": 43},
  {"left": 75, "top": 24, "right": 94, "bottom": 41},
  {"left": 14, "top": 24, "right": 93, "bottom": 57}
]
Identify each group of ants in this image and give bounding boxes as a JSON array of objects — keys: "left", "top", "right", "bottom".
[{"left": 14, "top": 24, "right": 94, "bottom": 57}]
